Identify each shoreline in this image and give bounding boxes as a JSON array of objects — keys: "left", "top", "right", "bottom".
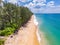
[
  {"left": 33, "top": 15, "right": 41, "bottom": 43},
  {"left": 39, "top": 31, "right": 49, "bottom": 45},
  {"left": 34, "top": 15, "right": 48, "bottom": 45}
]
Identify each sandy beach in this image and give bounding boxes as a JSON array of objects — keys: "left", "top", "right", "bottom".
[{"left": 5, "top": 15, "right": 41, "bottom": 45}]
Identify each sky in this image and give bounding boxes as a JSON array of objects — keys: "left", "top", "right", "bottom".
[{"left": 2, "top": 0, "right": 60, "bottom": 13}]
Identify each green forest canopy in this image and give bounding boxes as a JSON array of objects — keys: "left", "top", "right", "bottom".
[{"left": 0, "top": 2, "right": 33, "bottom": 36}]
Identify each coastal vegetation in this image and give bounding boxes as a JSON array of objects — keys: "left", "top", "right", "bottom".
[
  {"left": 0, "top": 2, "right": 33, "bottom": 45},
  {"left": 0, "top": 38, "right": 5, "bottom": 45}
]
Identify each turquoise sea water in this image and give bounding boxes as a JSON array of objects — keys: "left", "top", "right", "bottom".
[{"left": 35, "top": 13, "right": 60, "bottom": 45}]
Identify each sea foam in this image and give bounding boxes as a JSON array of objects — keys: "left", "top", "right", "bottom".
[
  {"left": 34, "top": 15, "right": 41, "bottom": 43},
  {"left": 34, "top": 15, "right": 38, "bottom": 26}
]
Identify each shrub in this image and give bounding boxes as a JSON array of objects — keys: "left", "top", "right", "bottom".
[{"left": 0, "top": 27, "right": 15, "bottom": 36}]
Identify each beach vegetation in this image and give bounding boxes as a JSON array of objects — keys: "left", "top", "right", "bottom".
[{"left": 0, "top": 2, "right": 33, "bottom": 36}]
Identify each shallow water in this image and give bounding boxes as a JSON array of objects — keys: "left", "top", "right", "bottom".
[{"left": 35, "top": 13, "right": 60, "bottom": 45}]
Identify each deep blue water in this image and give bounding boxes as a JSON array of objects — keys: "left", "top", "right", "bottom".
[{"left": 35, "top": 13, "right": 60, "bottom": 45}]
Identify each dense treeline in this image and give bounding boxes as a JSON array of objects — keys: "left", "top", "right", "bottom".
[{"left": 0, "top": 2, "right": 33, "bottom": 36}]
